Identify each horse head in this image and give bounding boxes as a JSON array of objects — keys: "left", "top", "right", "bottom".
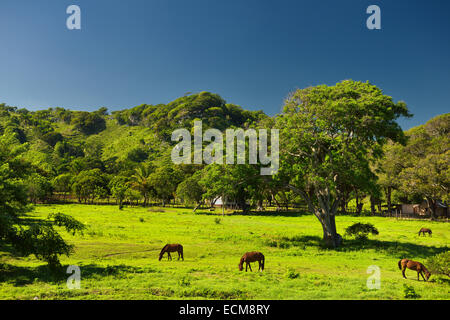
[{"left": 238, "top": 257, "right": 244, "bottom": 271}]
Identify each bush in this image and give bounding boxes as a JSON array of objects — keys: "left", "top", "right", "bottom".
[
  {"left": 214, "top": 218, "right": 221, "bottom": 224},
  {"left": 345, "top": 223, "right": 379, "bottom": 240},
  {"left": 426, "top": 251, "right": 449, "bottom": 277},
  {"left": 403, "top": 284, "right": 420, "bottom": 299},
  {"left": 285, "top": 268, "right": 300, "bottom": 279}
]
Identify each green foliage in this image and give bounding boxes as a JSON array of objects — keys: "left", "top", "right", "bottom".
[
  {"left": 276, "top": 80, "right": 410, "bottom": 247},
  {"left": 54, "top": 140, "right": 84, "bottom": 158},
  {"left": 25, "top": 173, "right": 53, "bottom": 204},
  {"left": 71, "top": 169, "right": 109, "bottom": 204},
  {"left": 285, "top": 268, "right": 300, "bottom": 279},
  {"left": 109, "top": 175, "right": 130, "bottom": 207},
  {"left": 71, "top": 112, "right": 106, "bottom": 135},
  {"left": 126, "top": 147, "right": 149, "bottom": 162},
  {"left": 0, "top": 133, "right": 84, "bottom": 268},
  {"left": 396, "top": 113, "right": 449, "bottom": 217},
  {"left": 176, "top": 172, "right": 205, "bottom": 207},
  {"left": 426, "top": 251, "right": 449, "bottom": 277},
  {"left": 48, "top": 212, "right": 86, "bottom": 236},
  {"left": 403, "top": 284, "right": 420, "bottom": 299},
  {"left": 41, "top": 131, "right": 63, "bottom": 147},
  {"left": 345, "top": 223, "right": 379, "bottom": 240},
  {"left": 111, "top": 92, "right": 266, "bottom": 140}
]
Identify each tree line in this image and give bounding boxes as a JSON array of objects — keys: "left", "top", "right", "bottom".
[{"left": 0, "top": 81, "right": 448, "bottom": 264}]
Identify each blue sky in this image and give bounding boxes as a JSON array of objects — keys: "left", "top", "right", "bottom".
[{"left": 0, "top": 0, "right": 449, "bottom": 129}]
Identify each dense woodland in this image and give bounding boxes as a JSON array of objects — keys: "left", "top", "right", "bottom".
[{"left": 1, "top": 80, "right": 449, "bottom": 264}]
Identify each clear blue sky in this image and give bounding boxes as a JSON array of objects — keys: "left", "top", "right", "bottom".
[{"left": 1, "top": 0, "right": 449, "bottom": 129}]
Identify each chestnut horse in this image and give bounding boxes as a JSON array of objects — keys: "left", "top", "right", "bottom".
[
  {"left": 238, "top": 252, "right": 265, "bottom": 272},
  {"left": 398, "top": 259, "right": 431, "bottom": 281},
  {"left": 418, "top": 228, "right": 432, "bottom": 237},
  {"left": 159, "top": 244, "right": 184, "bottom": 261}
]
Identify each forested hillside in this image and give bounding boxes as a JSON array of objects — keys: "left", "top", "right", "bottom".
[
  {"left": 0, "top": 82, "right": 448, "bottom": 265},
  {"left": 0, "top": 91, "right": 267, "bottom": 208}
]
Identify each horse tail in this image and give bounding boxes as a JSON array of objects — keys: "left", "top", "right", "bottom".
[
  {"left": 261, "top": 254, "right": 265, "bottom": 271},
  {"left": 398, "top": 259, "right": 403, "bottom": 270}
]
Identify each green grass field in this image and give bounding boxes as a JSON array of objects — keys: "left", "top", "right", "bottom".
[{"left": 0, "top": 204, "right": 449, "bottom": 300}]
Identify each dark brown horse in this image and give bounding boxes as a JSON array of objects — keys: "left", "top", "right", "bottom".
[
  {"left": 238, "top": 252, "right": 265, "bottom": 272},
  {"left": 398, "top": 259, "right": 431, "bottom": 281},
  {"left": 418, "top": 228, "right": 432, "bottom": 237},
  {"left": 159, "top": 244, "right": 184, "bottom": 261}
]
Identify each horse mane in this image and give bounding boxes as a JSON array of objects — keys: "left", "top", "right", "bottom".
[
  {"left": 421, "top": 263, "right": 430, "bottom": 274},
  {"left": 160, "top": 244, "right": 169, "bottom": 256}
]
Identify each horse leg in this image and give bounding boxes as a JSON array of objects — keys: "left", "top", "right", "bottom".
[
  {"left": 245, "top": 263, "right": 248, "bottom": 272},
  {"left": 248, "top": 263, "right": 253, "bottom": 272},
  {"left": 420, "top": 271, "right": 426, "bottom": 281},
  {"left": 168, "top": 252, "right": 171, "bottom": 261},
  {"left": 402, "top": 267, "right": 407, "bottom": 279},
  {"left": 417, "top": 271, "right": 420, "bottom": 281}
]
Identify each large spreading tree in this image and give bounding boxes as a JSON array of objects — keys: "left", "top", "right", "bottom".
[
  {"left": 276, "top": 80, "right": 411, "bottom": 247},
  {"left": 0, "top": 134, "right": 85, "bottom": 269}
]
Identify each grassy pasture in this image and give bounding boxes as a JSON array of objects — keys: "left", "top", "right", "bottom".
[{"left": 0, "top": 204, "right": 448, "bottom": 300}]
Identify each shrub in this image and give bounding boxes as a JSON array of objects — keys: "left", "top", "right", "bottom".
[
  {"left": 214, "top": 218, "right": 221, "bottom": 224},
  {"left": 403, "top": 284, "right": 420, "bottom": 299},
  {"left": 426, "top": 251, "right": 449, "bottom": 277},
  {"left": 285, "top": 268, "right": 300, "bottom": 279},
  {"left": 345, "top": 223, "right": 379, "bottom": 240}
]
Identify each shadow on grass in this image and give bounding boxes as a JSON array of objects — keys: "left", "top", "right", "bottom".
[
  {"left": 0, "top": 262, "right": 148, "bottom": 287},
  {"left": 194, "top": 209, "right": 311, "bottom": 218},
  {"left": 264, "top": 234, "right": 448, "bottom": 259}
]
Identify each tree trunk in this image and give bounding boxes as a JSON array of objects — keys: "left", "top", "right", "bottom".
[
  {"left": 318, "top": 212, "right": 342, "bottom": 248},
  {"left": 287, "top": 184, "right": 342, "bottom": 248},
  {"left": 426, "top": 197, "right": 437, "bottom": 220},
  {"left": 386, "top": 187, "right": 392, "bottom": 215},
  {"left": 272, "top": 194, "right": 281, "bottom": 211},
  {"left": 256, "top": 199, "right": 263, "bottom": 211},
  {"left": 370, "top": 196, "right": 376, "bottom": 215},
  {"left": 193, "top": 201, "right": 202, "bottom": 213}
]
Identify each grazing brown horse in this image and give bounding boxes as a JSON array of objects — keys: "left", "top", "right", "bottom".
[
  {"left": 159, "top": 244, "right": 184, "bottom": 261},
  {"left": 398, "top": 259, "right": 431, "bottom": 281},
  {"left": 418, "top": 228, "right": 432, "bottom": 237},
  {"left": 238, "top": 252, "right": 265, "bottom": 272}
]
